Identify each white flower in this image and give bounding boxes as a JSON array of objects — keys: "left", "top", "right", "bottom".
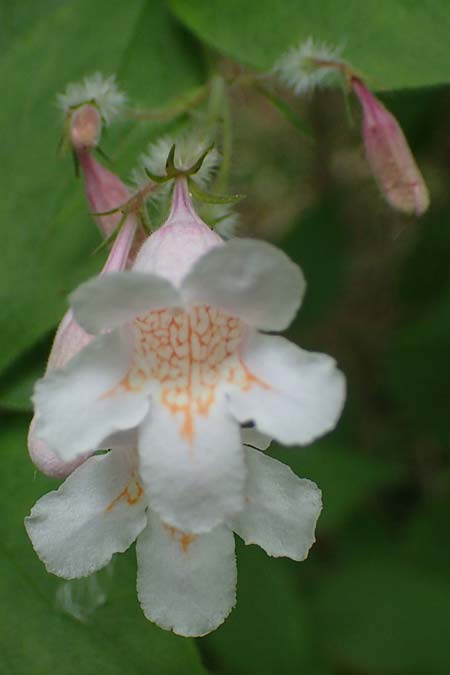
[
  {"left": 273, "top": 36, "right": 345, "bottom": 95},
  {"left": 57, "top": 73, "right": 126, "bottom": 124},
  {"left": 32, "top": 176, "right": 345, "bottom": 536},
  {"left": 25, "top": 430, "right": 322, "bottom": 636}
]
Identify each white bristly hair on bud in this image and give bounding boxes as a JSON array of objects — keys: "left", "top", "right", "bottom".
[
  {"left": 272, "top": 36, "right": 345, "bottom": 95},
  {"left": 132, "top": 131, "right": 220, "bottom": 195},
  {"left": 57, "top": 73, "right": 126, "bottom": 124}
]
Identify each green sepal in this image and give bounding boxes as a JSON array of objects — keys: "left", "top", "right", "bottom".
[
  {"left": 184, "top": 144, "right": 215, "bottom": 176},
  {"left": 89, "top": 204, "right": 124, "bottom": 217},
  {"left": 95, "top": 145, "right": 112, "bottom": 163},
  {"left": 71, "top": 149, "right": 80, "bottom": 178},
  {"left": 165, "top": 143, "right": 177, "bottom": 175},
  {"left": 144, "top": 168, "right": 171, "bottom": 184},
  {"left": 188, "top": 178, "right": 245, "bottom": 205},
  {"left": 90, "top": 211, "right": 127, "bottom": 256}
]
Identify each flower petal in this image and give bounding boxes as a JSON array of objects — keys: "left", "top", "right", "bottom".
[
  {"left": 138, "top": 398, "right": 246, "bottom": 534},
  {"left": 136, "top": 512, "right": 236, "bottom": 636},
  {"left": 231, "top": 447, "right": 321, "bottom": 560},
  {"left": 33, "top": 330, "right": 149, "bottom": 461},
  {"left": 71, "top": 271, "right": 182, "bottom": 334},
  {"left": 182, "top": 239, "right": 305, "bottom": 331},
  {"left": 25, "top": 450, "right": 147, "bottom": 579},
  {"left": 241, "top": 426, "right": 272, "bottom": 451},
  {"left": 227, "top": 333, "right": 346, "bottom": 445}
]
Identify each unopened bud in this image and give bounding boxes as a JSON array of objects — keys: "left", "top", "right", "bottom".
[
  {"left": 352, "top": 77, "right": 429, "bottom": 216},
  {"left": 29, "top": 207, "right": 138, "bottom": 478},
  {"left": 78, "top": 152, "right": 131, "bottom": 238},
  {"left": 70, "top": 104, "right": 102, "bottom": 152}
]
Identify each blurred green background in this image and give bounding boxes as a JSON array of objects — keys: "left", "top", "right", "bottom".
[{"left": 1, "top": 1, "right": 450, "bottom": 674}]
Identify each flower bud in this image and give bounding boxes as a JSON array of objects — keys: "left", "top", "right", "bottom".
[
  {"left": 133, "top": 177, "right": 222, "bottom": 286},
  {"left": 78, "top": 152, "right": 132, "bottom": 239},
  {"left": 28, "top": 211, "right": 138, "bottom": 478},
  {"left": 352, "top": 77, "right": 429, "bottom": 216},
  {"left": 70, "top": 104, "right": 102, "bottom": 152}
]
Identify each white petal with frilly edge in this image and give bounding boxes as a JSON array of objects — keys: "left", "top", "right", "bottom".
[
  {"left": 33, "top": 330, "right": 149, "bottom": 461},
  {"left": 71, "top": 272, "right": 182, "bottom": 334},
  {"left": 231, "top": 447, "right": 321, "bottom": 560},
  {"left": 227, "top": 333, "right": 346, "bottom": 446},
  {"left": 136, "top": 512, "right": 236, "bottom": 637},
  {"left": 138, "top": 398, "right": 246, "bottom": 534},
  {"left": 181, "top": 239, "right": 305, "bottom": 331},
  {"left": 25, "top": 450, "right": 147, "bottom": 579}
]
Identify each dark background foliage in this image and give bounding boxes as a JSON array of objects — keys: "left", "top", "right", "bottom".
[{"left": 1, "top": 2, "right": 449, "bottom": 673}]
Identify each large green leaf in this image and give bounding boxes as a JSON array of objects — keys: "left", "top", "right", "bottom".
[
  {"left": 202, "top": 541, "right": 326, "bottom": 675},
  {"left": 0, "top": 415, "right": 206, "bottom": 674},
  {"left": 169, "top": 0, "right": 450, "bottom": 90},
  {"left": 0, "top": 0, "right": 205, "bottom": 374},
  {"left": 315, "top": 555, "right": 450, "bottom": 675}
]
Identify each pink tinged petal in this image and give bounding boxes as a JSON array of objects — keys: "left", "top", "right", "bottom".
[
  {"left": 132, "top": 177, "right": 222, "bottom": 287},
  {"left": 231, "top": 448, "right": 321, "bottom": 560},
  {"left": 28, "top": 416, "right": 91, "bottom": 479},
  {"left": 227, "top": 333, "right": 346, "bottom": 446},
  {"left": 78, "top": 153, "right": 131, "bottom": 238},
  {"left": 70, "top": 272, "right": 182, "bottom": 334},
  {"left": 138, "top": 399, "right": 246, "bottom": 534},
  {"left": 25, "top": 450, "right": 147, "bottom": 579},
  {"left": 28, "top": 311, "right": 94, "bottom": 477},
  {"left": 182, "top": 239, "right": 305, "bottom": 331},
  {"left": 136, "top": 512, "right": 236, "bottom": 637},
  {"left": 241, "top": 427, "right": 272, "bottom": 451},
  {"left": 47, "top": 309, "right": 92, "bottom": 371},
  {"left": 33, "top": 330, "right": 149, "bottom": 462},
  {"left": 352, "top": 77, "right": 429, "bottom": 216}
]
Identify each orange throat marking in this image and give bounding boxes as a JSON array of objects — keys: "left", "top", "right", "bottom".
[
  {"left": 106, "top": 473, "right": 143, "bottom": 512},
  {"left": 108, "top": 305, "right": 269, "bottom": 443},
  {"left": 163, "top": 523, "right": 198, "bottom": 555}
]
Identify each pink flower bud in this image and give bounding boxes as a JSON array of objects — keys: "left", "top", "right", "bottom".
[
  {"left": 133, "top": 177, "right": 222, "bottom": 286},
  {"left": 352, "top": 77, "right": 429, "bottom": 216},
  {"left": 70, "top": 104, "right": 102, "bottom": 152},
  {"left": 29, "top": 208, "right": 138, "bottom": 478},
  {"left": 77, "top": 152, "right": 131, "bottom": 239}
]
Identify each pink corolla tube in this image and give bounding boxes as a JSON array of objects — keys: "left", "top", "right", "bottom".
[
  {"left": 29, "top": 107, "right": 139, "bottom": 477},
  {"left": 352, "top": 77, "right": 429, "bottom": 216}
]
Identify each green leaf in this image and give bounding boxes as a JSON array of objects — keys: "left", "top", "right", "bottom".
[
  {"left": 0, "top": 335, "right": 51, "bottom": 412},
  {"left": 202, "top": 541, "right": 323, "bottom": 675},
  {"left": 315, "top": 556, "right": 450, "bottom": 675},
  {"left": 0, "top": 415, "right": 206, "bottom": 675},
  {"left": 169, "top": 0, "right": 450, "bottom": 90},
  {"left": 0, "top": 0, "right": 206, "bottom": 374}
]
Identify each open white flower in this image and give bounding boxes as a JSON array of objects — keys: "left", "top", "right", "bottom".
[
  {"left": 25, "top": 430, "right": 321, "bottom": 637},
  {"left": 33, "top": 176, "right": 345, "bottom": 535}
]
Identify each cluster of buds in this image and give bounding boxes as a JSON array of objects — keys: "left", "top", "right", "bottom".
[
  {"left": 25, "top": 74, "right": 346, "bottom": 636},
  {"left": 273, "top": 37, "right": 430, "bottom": 216}
]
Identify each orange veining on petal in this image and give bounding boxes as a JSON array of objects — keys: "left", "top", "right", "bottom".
[
  {"left": 106, "top": 473, "right": 143, "bottom": 512},
  {"left": 108, "top": 305, "right": 270, "bottom": 442},
  {"left": 163, "top": 523, "right": 198, "bottom": 555}
]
